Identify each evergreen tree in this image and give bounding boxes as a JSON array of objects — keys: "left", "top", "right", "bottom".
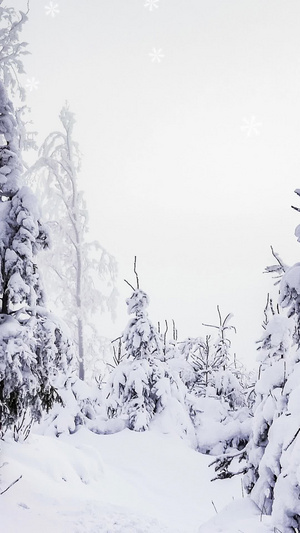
[
  {"left": 244, "top": 310, "right": 293, "bottom": 514},
  {"left": 0, "top": 81, "right": 74, "bottom": 440},
  {"left": 244, "top": 191, "right": 300, "bottom": 530},
  {"left": 105, "top": 275, "right": 194, "bottom": 440},
  {"left": 181, "top": 310, "right": 250, "bottom": 456}
]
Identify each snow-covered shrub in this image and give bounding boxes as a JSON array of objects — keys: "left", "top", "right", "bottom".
[
  {"left": 37, "top": 375, "right": 105, "bottom": 437},
  {"left": 175, "top": 310, "right": 251, "bottom": 456},
  {"left": 0, "top": 310, "right": 75, "bottom": 441},
  {"left": 188, "top": 391, "right": 250, "bottom": 457}
]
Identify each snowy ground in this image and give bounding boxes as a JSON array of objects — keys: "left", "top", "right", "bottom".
[{"left": 1, "top": 427, "right": 273, "bottom": 532}]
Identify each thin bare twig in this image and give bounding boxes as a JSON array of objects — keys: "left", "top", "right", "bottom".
[
  {"left": 270, "top": 245, "right": 287, "bottom": 273},
  {"left": 133, "top": 256, "right": 139, "bottom": 289},
  {"left": 0, "top": 475, "right": 22, "bottom": 495},
  {"left": 211, "top": 500, "right": 218, "bottom": 514},
  {"left": 124, "top": 279, "right": 135, "bottom": 291},
  {"left": 164, "top": 319, "right": 169, "bottom": 347}
]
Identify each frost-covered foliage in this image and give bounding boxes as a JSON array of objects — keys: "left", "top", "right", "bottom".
[
  {"left": 26, "top": 104, "right": 118, "bottom": 381},
  {"left": 177, "top": 309, "right": 245, "bottom": 409},
  {"left": 188, "top": 392, "right": 250, "bottom": 457},
  {"left": 0, "top": 310, "right": 75, "bottom": 441},
  {"left": 37, "top": 376, "right": 103, "bottom": 437},
  {"left": 0, "top": 81, "right": 74, "bottom": 440},
  {"left": 279, "top": 262, "right": 300, "bottom": 346},
  {"left": 0, "top": 1, "right": 29, "bottom": 101},
  {"left": 0, "top": 82, "right": 48, "bottom": 310},
  {"left": 0, "top": 2, "right": 37, "bottom": 156},
  {"left": 105, "top": 288, "right": 194, "bottom": 442}
]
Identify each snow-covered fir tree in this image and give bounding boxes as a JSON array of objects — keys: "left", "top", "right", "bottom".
[
  {"left": 26, "top": 104, "right": 118, "bottom": 382},
  {"left": 105, "top": 276, "right": 194, "bottom": 441},
  {"left": 0, "top": 81, "right": 74, "bottom": 440}
]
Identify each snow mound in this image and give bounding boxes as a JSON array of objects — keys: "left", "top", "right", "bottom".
[{"left": 198, "top": 498, "right": 273, "bottom": 533}]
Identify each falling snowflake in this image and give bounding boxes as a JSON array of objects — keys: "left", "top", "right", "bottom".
[
  {"left": 241, "top": 116, "right": 262, "bottom": 137},
  {"left": 144, "top": 0, "right": 159, "bottom": 11},
  {"left": 149, "top": 48, "right": 164, "bottom": 63},
  {"left": 45, "top": 2, "right": 60, "bottom": 17},
  {"left": 26, "top": 77, "right": 40, "bottom": 92}
]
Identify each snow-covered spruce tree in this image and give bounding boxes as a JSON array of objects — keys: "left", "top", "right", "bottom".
[
  {"left": 242, "top": 193, "right": 300, "bottom": 531},
  {"left": 181, "top": 310, "right": 250, "bottom": 456},
  {"left": 26, "top": 104, "right": 118, "bottom": 382},
  {"left": 105, "top": 268, "right": 195, "bottom": 441},
  {"left": 265, "top": 194, "right": 300, "bottom": 531},
  {"left": 0, "top": 81, "right": 74, "bottom": 440},
  {"left": 243, "top": 304, "right": 293, "bottom": 515}
]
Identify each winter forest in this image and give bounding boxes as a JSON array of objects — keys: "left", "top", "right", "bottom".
[{"left": 1, "top": 1, "right": 300, "bottom": 532}]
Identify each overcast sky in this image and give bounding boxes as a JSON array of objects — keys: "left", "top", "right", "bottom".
[{"left": 11, "top": 0, "right": 300, "bottom": 365}]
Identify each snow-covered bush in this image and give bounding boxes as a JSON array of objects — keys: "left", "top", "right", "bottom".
[
  {"left": 37, "top": 376, "right": 103, "bottom": 437},
  {"left": 175, "top": 310, "right": 251, "bottom": 456}
]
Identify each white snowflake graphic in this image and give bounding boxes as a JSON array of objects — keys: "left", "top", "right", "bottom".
[
  {"left": 144, "top": 0, "right": 159, "bottom": 11},
  {"left": 26, "top": 77, "right": 40, "bottom": 92},
  {"left": 241, "top": 116, "right": 262, "bottom": 137},
  {"left": 45, "top": 2, "right": 60, "bottom": 17},
  {"left": 149, "top": 48, "right": 164, "bottom": 63}
]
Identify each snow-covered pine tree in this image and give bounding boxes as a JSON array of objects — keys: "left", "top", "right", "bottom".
[
  {"left": 0, "top": 81, "right": 74, "bottom": 440},
  {"left": 26, "top": 104, "right": 118, "bottom": 382},
  {"left": 105, "top": 267, "right": 195, "bottom": 441}
]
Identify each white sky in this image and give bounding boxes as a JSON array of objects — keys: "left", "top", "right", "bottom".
[{"left": 11, "top": 0, "right": 300, "bottom": 365}]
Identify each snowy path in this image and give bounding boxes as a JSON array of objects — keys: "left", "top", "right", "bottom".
[{"left": 1, "top": 428, "right": 272, "bottom": 532}]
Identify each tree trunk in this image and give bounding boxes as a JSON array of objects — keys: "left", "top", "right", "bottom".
[{"left": 77, "top": 315, "right": 85, "bottom": 381}]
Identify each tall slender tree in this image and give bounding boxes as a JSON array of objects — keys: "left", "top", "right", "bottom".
[{"left": 27, "top": 105, "right": 118, "bottom": 381}]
